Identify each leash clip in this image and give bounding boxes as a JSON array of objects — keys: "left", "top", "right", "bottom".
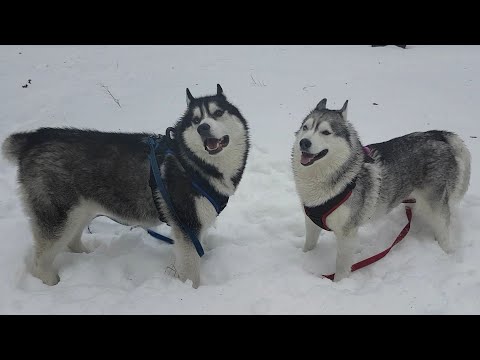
[{"left": 166, "top": 127, "right": 176, "bottom": 141}]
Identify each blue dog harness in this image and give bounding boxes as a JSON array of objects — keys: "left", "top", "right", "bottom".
[{"left": 144, "top": 127, "right": 229, "bottom": 257}]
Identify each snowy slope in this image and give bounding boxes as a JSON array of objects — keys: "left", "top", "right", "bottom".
[{"left": 0, "top": 45, "right": 479, "bottom": 314}]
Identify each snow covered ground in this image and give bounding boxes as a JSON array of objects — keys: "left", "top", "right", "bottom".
[{"left": 0, "top": 45, "right": 479, "bottom": 314}]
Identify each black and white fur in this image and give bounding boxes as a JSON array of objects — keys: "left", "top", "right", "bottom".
[
  {"left": 2, "top": 84, "right": 250, "bottom": 288},
  {"left": 292, "top": 98, "right": 471, "bottom": 281}
]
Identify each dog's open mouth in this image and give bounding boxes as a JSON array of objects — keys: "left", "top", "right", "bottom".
[
  {"left": 204, "top": 135, "right": 230, "bottom": 154},
  {"left": 301, "top": 149, "right": 329, "bottom": 166}
]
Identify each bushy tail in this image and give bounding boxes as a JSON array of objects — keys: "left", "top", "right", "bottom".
[
  {"left": 446, "top": 133, "right": 471, "bottom": 203},
  {"left": 2, "top": 132, "right": 30, "bottom": 164}
]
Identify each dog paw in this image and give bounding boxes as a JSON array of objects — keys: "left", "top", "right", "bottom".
[
  {"left": 178, "top": 271, "right": 200, "bottom": 289},
  {"left": 439, "top": 241, "right": 456, "bottom": 254},
  {"left": 333, "top": 271, "right": 351, "bottom": 282},
  {"left": 68, "top": 242, "right": 91, "bottom": 254},
  {"left": 436, "top": 237, "right": 456, "bottom": 254},
  {"left": 191, "top": 278, "right": 200, "bottom": 289},
  {"left": 32, "top": 268, "right": 60, "bottom": 286},
  {"left": 45, "top": 274, "right": 60, "bottom": 286},
  {"left": 167, "top": 263, "right": 200, "bottom": 288},
  {"left": 303, "top": 244, "right": 315, "bottom": 252}
]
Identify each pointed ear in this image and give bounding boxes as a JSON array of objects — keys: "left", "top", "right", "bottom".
[
  {"left": 316, "top": 98, "right": 327, "bottom": 111},
  {"left": 217, "top": 84, "right": 225, "bottom": 97},
  {"left": 339, "top": 100, "right": 348, "bottom": 119},
  {"left": 186, "top": 88, "right": 194, "bottom": 106}
]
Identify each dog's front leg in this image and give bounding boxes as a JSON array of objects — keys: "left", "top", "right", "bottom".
[
  {"left": 171, "top": 225, "right": 201, "bottom": 288},
  {"left": 303, "top": 214, "right": 321, "bottom": 252},
  {"left": 334, "top": 229, "right": 358, "bottom": 282}
]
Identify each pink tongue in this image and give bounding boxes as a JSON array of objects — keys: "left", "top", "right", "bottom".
[
  {"left": 301, "top": 153, "right": 315, "bottom": 165},
  {"left": 206, "top": 138, "right": 220, "bottom": 150}
]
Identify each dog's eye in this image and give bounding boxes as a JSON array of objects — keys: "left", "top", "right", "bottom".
[
  {"left": 322, "top": 130, "right": 331, "bottom": 135},
  {"left": 214, "top": 110, "right": 224, "bottom": 117},
  {"left": 192, "top": 117, "right": 201, "bottom": 124},
  {"left": 302, "top": 125, "right": 308, "bottom": 131}
]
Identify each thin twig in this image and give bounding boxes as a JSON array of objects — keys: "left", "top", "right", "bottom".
[
  {"left": 250, "top": 74, "right": 266, "bottom": 87},
  {"left": 165, "top": 264, "right": 179, "bottom": 278},
  {"left": 302, "top": 85, "right": 316, "bottom": 91},
  {"left": 98, "top": 83, "right": 122, "bottom": 108}
]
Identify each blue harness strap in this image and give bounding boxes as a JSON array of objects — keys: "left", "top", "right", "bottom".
[
  {"left": 145, "top": 136, "right": 205, "bottom": 257},
  {"left": 191, "top": 181, "right": 221, "bottom": 214},
  {"left": 151, "top": 137, "right": 228, "bottom": 215},
  {"left": 87, "top": 215, "right": 174, "bottom": 244},
  {"left": 163, "top": 148, "right": 228, "bottom": 215},
  {"left": 87, "top": 130, "right": 229, "bottom": 257},
  {"left": 146, "top": 229, "right": 174, "bottom": 244}
]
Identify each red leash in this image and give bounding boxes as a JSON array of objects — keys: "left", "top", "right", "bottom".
[{"left": 323, "top": 200, "right": 415, "bottom": 281}]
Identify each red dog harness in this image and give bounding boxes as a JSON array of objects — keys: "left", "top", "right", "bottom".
[
  {"left": 303, "top": 145, "right": 415, "bottom": 280},
  {"left": 304, "top": 180, "right": 357, "bottom": 231}
]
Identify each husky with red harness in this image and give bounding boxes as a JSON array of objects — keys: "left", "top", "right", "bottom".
[{"left": 292, "top": 98, "right": 471, "bottom": 282}]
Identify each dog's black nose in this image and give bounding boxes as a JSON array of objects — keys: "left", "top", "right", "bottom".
[
  {"left": 197, "top": 123, "right": 211, "bottom": 136},
  {"left": 300, "top": 138, "right": 311, "bottom": 151}
]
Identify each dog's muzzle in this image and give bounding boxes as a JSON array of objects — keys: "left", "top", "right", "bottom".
[
  {"left": 301, "top": 149, "right": 329, "bottom": 166},
  {"left": 203, "top": 135, "right": 229, "bottom": 154}
]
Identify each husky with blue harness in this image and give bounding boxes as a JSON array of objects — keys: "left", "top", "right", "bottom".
[{"left": 2, "top": 84, "right": 250, "bottom": 288}]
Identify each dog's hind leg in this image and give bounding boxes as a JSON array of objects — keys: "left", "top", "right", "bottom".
[
  {"left": 303, "top": 214, "right": 321, "bottom": 252},
  {"left": 68, "top": 229, "right": 91, "bottom": 254},
  {"left": 431, "top": 201, "right": 454, "bottom": 253},
  {"left": 30, "top": 202, "right": 91, "bottom": 285},
  {"left": 421, "top": 188, "right": 455, "bottom": 253},
  {"left": 32, "top": 235, "right": 64, "bottom": 286},
  {"left": 30, "top": 219, "right": 70, "bottom": 286}
]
